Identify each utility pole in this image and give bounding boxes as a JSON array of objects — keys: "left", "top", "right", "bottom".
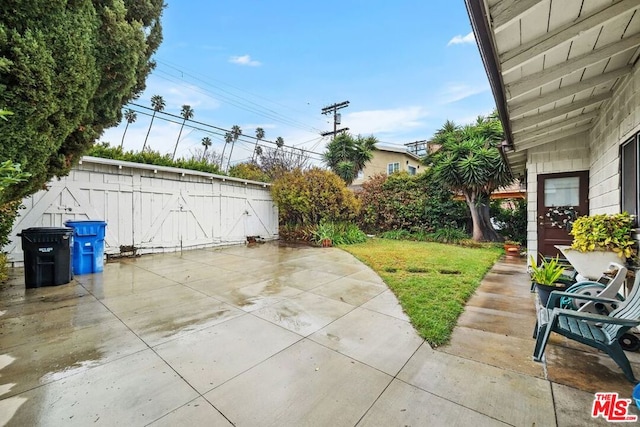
[{"left": 321, "top": 101, "right": 350, "bottom": 138}]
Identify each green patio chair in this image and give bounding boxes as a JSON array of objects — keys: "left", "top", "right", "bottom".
[{"left": 532, "top": 273, "right": 640, "bottom": 383}]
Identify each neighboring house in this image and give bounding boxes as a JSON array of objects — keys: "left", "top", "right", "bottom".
[
  {"left": 466, "top": 0, "right": 640, "bottom": 260},
  {"left": 351, "top": 146, "right": 424, "bottom": 187}
]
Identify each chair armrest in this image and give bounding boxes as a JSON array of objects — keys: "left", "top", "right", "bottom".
[
  {"left": 546, "top": 291, "right": 620, "bottom": 309},
  {"left": 550, "top": 308, "right": 640, "bottom": 327}
]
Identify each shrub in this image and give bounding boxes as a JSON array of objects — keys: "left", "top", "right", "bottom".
[
  {"left": 356, "top": 172, "right": 468, "bottom": 234},
  {"left": 271, "top": 168, "right": 360, "bottom": 226},
  {"left": 87, "top": 143, "right": 223, "bottom": 175},
  {"left": 0, "top": 253, "right": 8, "bottom": 283},
  {"left": 490, "top": 198, "right": 527, "bottom": 245},
  {"left": 429, "top": 227, "right": 468, "bottom": 243},
  {"left": 228, "top": 162, "right": 270, "bottom": 182}
]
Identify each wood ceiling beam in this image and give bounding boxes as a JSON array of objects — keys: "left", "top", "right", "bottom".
[
  {"left": 506, "top": 34, "right": 640, "bottom": 99},
  {"left": 501, "top": 0, "right": 640, "bottom": 74},
  {"left": 491, "top": 0, "right": 541, "bottom": 33},
  {"left": 509, "top": 66, "right": 631, "bottom": 117},
  {"left": 513, "top": 111, "right": 599, "bottom": 142},
  {"left": 511, "top": 93, "right": 610, "bottom": 132},
  {"left": 515, "top": 126, "right": 592, "bottom": 151}
]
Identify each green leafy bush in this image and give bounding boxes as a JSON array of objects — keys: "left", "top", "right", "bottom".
[
  {"left": 429, "top": 227, "right": 468, "bottom": 243},
  {"left": 311, "top": 221, "right": 367, "bottom": 245},
  {"left": 570, "top": 212, "right": 637, "bottom": 259},
  {"left": 490, "top": 198, "right": 527, "bottom": 245},
  {"left": 228, "top": 162, "right": 270, "bottom": 182},
  {"left": 271, "top": 168, "right": 360, "bottom": 226},
  {"left": 356, "top": 172, "right": 468, "bottom": 234},
  {"left": 87, "top": 143, "right": 223, "bottom": 175}
]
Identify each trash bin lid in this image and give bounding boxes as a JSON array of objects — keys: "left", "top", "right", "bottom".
[{"left": 19, "top": 227, "right": 73, "bottom": 235}]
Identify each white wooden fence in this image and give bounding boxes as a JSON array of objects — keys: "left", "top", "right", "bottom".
[{"left": 5, "top": 156, "right": 278, "bottom": 266}]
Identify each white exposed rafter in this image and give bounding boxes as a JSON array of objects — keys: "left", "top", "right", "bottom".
[
  {"left": 500, "top": 0, "right": 640, "bottom": 74},
  {"left": 505, "top": 34, "right": 640, "bottom": 99},
  {"left": 491, "top": 0, "right": 540, "bottom": 33},
  {"left": 513, "top": 111, "right": 599, "bottom": 141},
  {"left": 514, "top": 126, "right": 592, "bottom": 151},
  {"left": 509, "top": 66, "right": 631, "bottom": 117},
  {"left": 511, "top": 93, "right": 610, "bottom": 132}
]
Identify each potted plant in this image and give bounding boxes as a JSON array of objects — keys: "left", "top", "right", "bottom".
[
  {"left": 530, "top": 255, "right": 569, "bottom": 305},
  {"left": 556, "top": 212, "right": 637, "bottom": 279},
  {"left": 312, "top": 221, "right": 334, "bottom": 248},
  {"left": 503, "top": 240, "right": 522, "bottom": 257}
]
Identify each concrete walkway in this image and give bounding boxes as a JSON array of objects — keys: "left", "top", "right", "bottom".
[{"left": 0, "top": 242, "right": 638, "bottom": 426}]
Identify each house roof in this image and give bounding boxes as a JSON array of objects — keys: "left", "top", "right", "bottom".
[
  {"left": 466, "top": 0, "right": 640, "bottom": 175},
  {"left": 374, "top": 145, "right": 422, "bottom": 161}
]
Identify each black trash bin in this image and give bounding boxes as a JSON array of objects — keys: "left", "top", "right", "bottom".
[{"left": 19, "top": 227, "right": 73, "bottom": 288}]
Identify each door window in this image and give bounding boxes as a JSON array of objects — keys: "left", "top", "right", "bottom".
[{"left": 544, "top": 177, "right": 580, "bottom": 207}]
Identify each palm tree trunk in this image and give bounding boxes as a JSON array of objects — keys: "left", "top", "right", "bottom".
[
  {"left": 226, "top": 141, "right": 236, "bottom": 172},
  {"left": 142, "top": 113, "right": 156, "bottom": 151},
  {"left": 172, "top": 120, "right": 186, "bottom": 160},
  {"left": 220, "top": 143, "right": 228, "bottom": 169},
  {"left": 120, "top": 122, "right": 130, "bottom": 149}
]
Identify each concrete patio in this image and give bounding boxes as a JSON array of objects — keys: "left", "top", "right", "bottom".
[{"left": 0, "top": 242, "right": 638, "bottom": 426}]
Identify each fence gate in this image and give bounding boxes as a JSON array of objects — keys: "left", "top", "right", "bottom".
[{"left": 6, "top": 157, "right": 278, "bottom": 265}]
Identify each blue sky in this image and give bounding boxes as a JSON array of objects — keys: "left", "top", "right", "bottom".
[{"left": 100, "top": 1, "right": 495, "bottom": 165}]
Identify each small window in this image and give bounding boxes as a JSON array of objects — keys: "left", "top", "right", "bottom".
[
  {"left": 408, "top": 165, "right": 416, "bottom": 176},
  {"left": 387, "top": 162, "right": 399, "bottom": 175},
  {"left": 621, "top": 133, "right": 639, "bottom": 224}
]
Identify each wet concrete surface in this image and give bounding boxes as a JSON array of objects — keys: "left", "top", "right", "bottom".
[{"left": 0, "top": 242, "right": 638, "bottom": 426}]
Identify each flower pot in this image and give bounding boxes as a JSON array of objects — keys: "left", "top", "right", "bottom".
[
  {"left": 555, "top": 245, "right": 622, "bottom": 280},
  {"left": 535, "top": 282, "right": 570, "bottom": 306},
  {"left": 504, "top": 243, "right": 521, "bottom": 257}
]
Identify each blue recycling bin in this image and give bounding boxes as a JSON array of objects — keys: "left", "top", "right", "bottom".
[{"left": 64, "top": 220, "right": 107, "bottom": 275}]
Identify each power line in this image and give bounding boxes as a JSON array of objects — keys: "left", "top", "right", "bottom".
[{"left": 321, "top": 101, "right": 350, "bottom": 138}]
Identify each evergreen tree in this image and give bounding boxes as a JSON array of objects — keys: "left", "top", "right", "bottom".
[{"left": 0, "top": 0, "right": 164, "bottom": 203}]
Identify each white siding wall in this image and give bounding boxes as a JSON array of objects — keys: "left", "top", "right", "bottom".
[
  {"left": 589, "top": 63, "right": 640, "bottom": 213},
  {"left": 5, "top": 157, "right": 278, "bottom": 266},
  {"left": 525, "top": 135, "right": 591, "bottom": 258},
  {"left": 524, "top": 62, "right": 640, "bottom": 257}
]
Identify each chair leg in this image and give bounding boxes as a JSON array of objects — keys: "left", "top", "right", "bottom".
[
  {"left": 533, "top": 317, "right": 556, "bottom": 362},
  {"left": 533, "top": 320, "right": 538, "bottom": 339},
  {"left": 606, "top": 343, "right": 638, "bottom": 383}
]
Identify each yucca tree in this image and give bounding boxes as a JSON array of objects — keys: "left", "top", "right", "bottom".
[
  {"left": 253, "top": 127, "right": 265, "bottom": 162},
  {"left": 201, "top": 136, "right": 212, "bottom": 161},
  {"left": 226, "top": 125, "right": 242, "bottom": 171},
  {"left": 120, "top": 109, "right": 137, "bottom": 149},
  {"left": 322, "top": 133, "right": 377, "bottom": 185},
  {"left": 172, "top": 104, "right": 194, "bottom": 160},
  {"left": 220, "top": 132, "right": 233, "bottom": 169},
  {"left": 142, "top": 95, "right": 165, "bottom": 151},
  {"left": 428, "top": 113, "right": 512, "bottom": 242}
]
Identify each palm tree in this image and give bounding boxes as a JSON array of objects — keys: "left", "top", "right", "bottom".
[
  {"left": 322, "top": 133, "right": 377, "bottom": 185},
  {"left": 120, "top": 109, "right": 137, "bottom": 149},
  {"left": 172, "top": 104, "right": 194, "bottom": 160},
  {"left": 252, "top": 127, "right": 265, "bottom": 162},
  {"left": 275, "top": 136, "right": 284, "bottom": 149},
  {"left": 142, "top": 95, "right": 165, "bottom": 151},
  {"left": 226, "top": 125, "right": 242, "bottom": 171},
  {"left": 429, "top": 114, "right": 512, "bottom": 242},
  {"left": 201, "top": 136, "right": 212, "bottom": 161},
  {"left": 220, "top": 132, "right": 233, "bottom": 169}
]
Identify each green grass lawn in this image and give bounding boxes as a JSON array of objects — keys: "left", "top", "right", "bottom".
[{"left": 341, "top": 238, "right": 503, "bottom": 347}]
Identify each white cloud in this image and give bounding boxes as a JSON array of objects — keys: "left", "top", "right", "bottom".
[
  {"left": 447, "top": 32, "right": 475, "bottom": 46},
  {"left": 438, "top": 83, "right": 488, "bottom": 104},
  {"left": 344, "top": 107, "right": 430, "bottom": 135},
  {"left": 229, "top": 54, "right": 262, "bottom": 67}
]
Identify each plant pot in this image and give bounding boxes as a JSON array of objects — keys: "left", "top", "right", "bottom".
[
  {"left": 555, "top": 245, "right": 622, "bottom": 280},
  {"left": 535, "top": 282, "right": 570, "bottom": 306},
  {"left": 504, "top": 243, "right": 521, "bottom": 257},
  {"left": 321, "top": 238, "right": 332, "bottom": 248}
]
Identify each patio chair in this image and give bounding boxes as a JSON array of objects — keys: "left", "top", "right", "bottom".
[
  {"left": 559, "top": 262, "right": 627, "bottom": 314},
  {"left": 532, "top": 273, "right": 640, "bottom": 383}
]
